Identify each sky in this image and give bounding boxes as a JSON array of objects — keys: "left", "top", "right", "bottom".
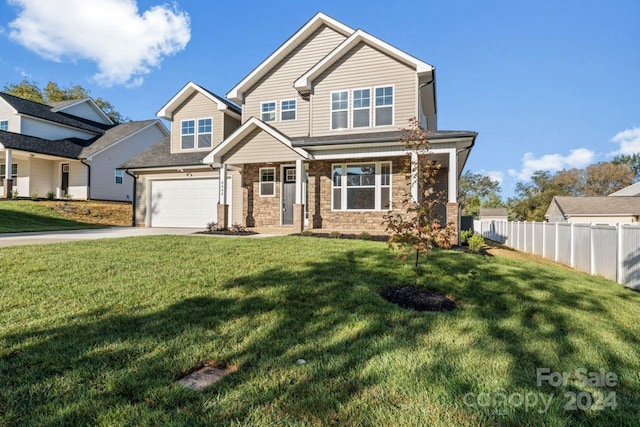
[{"left": 0, "top": 0, "right": 638, "bottom": 198}]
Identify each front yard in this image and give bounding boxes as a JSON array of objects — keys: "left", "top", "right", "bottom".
[{"left": 1, "top": 236, "right": 639, "bottom": 425}]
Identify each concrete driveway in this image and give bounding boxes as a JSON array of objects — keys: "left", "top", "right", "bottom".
[{"left": 0, "top": 227, "right": 202, "bottom": 247}]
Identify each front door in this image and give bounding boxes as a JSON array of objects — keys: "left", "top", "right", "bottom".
[
  {"left": 282, "top": 167, "right": 296, "bottom": 225},
  {"left": 61, "top": 164, "right": 69, "bottom": 196}
]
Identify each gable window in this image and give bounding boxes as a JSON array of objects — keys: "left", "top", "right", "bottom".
[
  {"left": 198, "top": 118, "right": 212, "bottom": 148},
  {"left": 0, "top": 163, "right": 17, "bottom": 185},
  {"left": 281, "top": 100, "right": 296, "bottom": 121},
  {"left": 261, "top": 102, "right": 276, "bottom": 122},
  {"left": 0, "top": 120, "right": 8, "bottom": 131},
  {"left": 331, "top": 91, "right": 348, "bottom": 130},
  {"left": 259, "top": 167, "right": 275, "bottom": 197},
  {"left": 332, "top": 162, "right": 392, "bottom": 211},
  {"left": 375, "top": 86, "right": 393, "bottom": 126},
  {"left": 352, "top": 89, "right": 370, "bottom": 128},
  {"left": 114, "top": 169, "right": 123, "bottom": 184},
  {"left": 181, "top": 120, "right": 195, "bottom": 149}
]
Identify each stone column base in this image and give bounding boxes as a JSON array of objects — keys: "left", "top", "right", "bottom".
[
  {"left": 446, "top": 202, "right": 460, "bottom": 246},
  {"left": 2, "top": 179, "right": 13, "bottom": 198},
  {"left": 217, "top": 204, "right": 229, "bottom": 230},
  {"left": 293, "top": 204, "right": 305, "bottom": 234}
]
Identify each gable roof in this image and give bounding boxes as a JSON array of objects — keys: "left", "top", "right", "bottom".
[
  {"left": 80, "top": 120, "right": 167, "bottom": 159},
  {"left": 118, "top": 136, "right": 209, "bottom": 169},
  {"left": 226, "top": 12, "right": 353, "bottom": 103},
  {"left": 49, "top": 97, "right": 114, "bottom": 125},
  {"left": 546, "top": 196, "right": 640, "bottom": 217},
  {"left": 0, "top": 130, "right": 88, "bottom": 159},
  {"left": 479, "top": 208, "right": 508, "bottom": 217},
  {"left": 0, "top": 92, "right": 111, "bottom": 134},
  {"left": 294, "top": 29, "right": 434, "bottom": 93},
  {"left": 609, "top": 181, "right": 640, "bottom": 197},
  {"left": 203, "top": 117, "right": 310, "bottom": 164},
  {"left": 156, "top": 82, "right": 241, "bottom": 120}
]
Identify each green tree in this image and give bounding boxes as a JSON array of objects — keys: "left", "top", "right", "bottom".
[
  {"left": 508, "top": 170, "right": 565, "bottom": 221},
  {"left": 583, "top": 162, "right": 633, "bottom": 195},
  {"left": 3, "top": 79, "right": 125, "bottom": 123},
  {"left": 612, "top": 153, "right": 640, "bottom": 181},
  {"left": 458, "top": 171, "right": 504, "bottom": 218}
]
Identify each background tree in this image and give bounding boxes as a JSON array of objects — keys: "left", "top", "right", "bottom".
[
  {"left": 3, "top": 79, "right": 126, "bottom": 123},
  {"left": 583, "top": 162, "right": 633, "bottom": 195},
  {"left": 458, "top": 171, "right": 504, "bottom": 218},
  {"left": 508, "top": 170, "right": 564, "bottom": 221},
  {"left": 384, "top": 118, "right": 456, "bottom": 286},
  {"left": 612, "top": 153, "right": 640, "bottom": 181}
]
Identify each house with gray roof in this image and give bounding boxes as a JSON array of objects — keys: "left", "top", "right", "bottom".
[
  {"left": 0, "top": 92, "right": 167, "bottom": 201},
  {"left": 479, "top": 208, "right": 508, "bottom": 221},
  {"left": 545, "top": 196, "right": 640, "bottom": 225}
]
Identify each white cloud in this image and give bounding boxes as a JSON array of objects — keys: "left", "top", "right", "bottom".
[
  {"left": 7, "top": 0, "right": 191, "bottom": 87},
  {"left": 478, "top": 169, "right": 504, "bottom": 185},
  {"left": 509, "top": 148, "right": 595, "bottom": 181},
  {"left": 609, "top": 127, "right": 640, "bottom": 156}
]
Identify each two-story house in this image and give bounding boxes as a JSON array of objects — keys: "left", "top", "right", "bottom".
[
  {"left": 121, "top": 12, "right": 476, "bottom": 235},
  {"left": 0, "top": 93, "right": 168, "bottom": 201}
]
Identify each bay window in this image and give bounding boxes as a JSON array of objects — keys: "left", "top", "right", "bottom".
[{"left": 332, "top": 162, "right": 392, "bottom": 211}]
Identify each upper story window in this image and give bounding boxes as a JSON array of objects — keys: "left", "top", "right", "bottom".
[
  {"left": 352, "top": 89, "right": 370, "bottom": 128},
  {"left": 0, "top": 120, "right": 8, "bottom": 131},
  {"left": 114, "top": 169, "right": 123, "bottom": 184},
  {"left": 261, "top": 102, "right": 276, "bottom": 122},
  {"left": 375, "top": 86, "right": 394, "bottom": 126},
  {"left": 181, "top": 120, "right": 195, "bottom": 150},
  {"left": 281, "top": 100, "right": 296, "bottom": 121},
  {"left": 181, "top": 118, "right": 213, "bottom": 150},
  {"left": 198, "top": 118, "right": 212, "bottom": 149},
  {"left": 331, "top": 91, "right": 349, "bottom": 130}
]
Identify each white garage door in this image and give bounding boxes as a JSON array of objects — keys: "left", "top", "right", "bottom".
[{"left": 150, "top": 178, "right": 231, "bottom": 228}]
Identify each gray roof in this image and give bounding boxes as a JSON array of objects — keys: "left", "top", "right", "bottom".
[
  {"left": 291, "top": 129, "right": 477, "bottom": 147},
  {"left": 118, "top": 137, "right": 209, "bottom": 169},
  {"left": 79, "top": 120, "right": 158, "bottom": 158},
  {"left": 479, "top": 208, "right": 508, "bottom": 217},
  {"left": 0, "top": 92, "right": 110, "bottom": 134},
  {"left": 0, "top": 130, "right": 88, "bottom": 159},
  {"left": 550, "top": 196, "right": 640, "bottom": 216}
]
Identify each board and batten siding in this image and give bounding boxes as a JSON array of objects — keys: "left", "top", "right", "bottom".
[
  {"left": 311, "top": 42, "right": 417, "bottom": 137},
  {"left": 223, "top": 128, "right": 304, "bottom": 164},
  {"left": 20, "top": 117, "right": 96, "bottom": 140},
  {"left": 170, "top": 92, "right": 227, "bottom": 154},
  {"left": 242, "top": 25, "right": 347, "bottom": 138}
]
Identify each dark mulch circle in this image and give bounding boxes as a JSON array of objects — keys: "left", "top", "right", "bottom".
[{"left": 380, "top": 286, "right": 457, "bottom": 312}]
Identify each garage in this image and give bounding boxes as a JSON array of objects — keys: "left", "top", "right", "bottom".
[{"left": 149, "top": 178, "right": 231, "bottom": 228}]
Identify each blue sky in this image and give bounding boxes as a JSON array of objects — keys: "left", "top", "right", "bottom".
[{"left": 1, "top": 0, "right": 638, "bottom": 198}]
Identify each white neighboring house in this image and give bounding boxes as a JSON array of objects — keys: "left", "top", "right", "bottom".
[
  {"left": 478, "top": 208, "right": 508, "bottom": 221},
  {"left": 544, "top": 196, "right": 640, "bottom": 225},
  {"left": 609, "top": 181, "right": 640, "bottom": 196},
  {"left": 0, "top": 92, "right": 168, "bottom": 201}
]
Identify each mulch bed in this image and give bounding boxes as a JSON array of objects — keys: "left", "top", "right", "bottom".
[
  {"left": 380, "top": 286, "right": 456, "bottom": 312},
  {"left": 197, "top": 230, "right": 257, "bottom": 236}
]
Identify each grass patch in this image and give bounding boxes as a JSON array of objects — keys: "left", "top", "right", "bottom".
[
  {"left": 1, "top": 236, "right": 639, "bottom": 425},
  {"left": 0, "top": 200, "right": 130, "bottom": 233}
]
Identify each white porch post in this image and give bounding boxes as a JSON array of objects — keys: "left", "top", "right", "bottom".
[
  {"left": 411, "top": 151, "right": 419, "bottom": 202},
  {"left": 3, "top": 149, "right": 12, "bottom": 198},
  {"left": 217, "top": 163, "right": 229, "bottom": 230},
  {"left": 294, "top": 158, "right": 305, "bottom": 233},
  {"left": 448, "top": 149, "right": 457, "bottom": 203},
  {"left": 295, "top": 158, "right": 303, "bottom": 204}
]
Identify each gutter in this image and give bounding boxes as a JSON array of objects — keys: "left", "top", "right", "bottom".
[
  {"left": 80, "top": 159, "right": 91, "bottom": 199},
  {"left": 124, "top": 169, "right": 136, "bottom": 227}
]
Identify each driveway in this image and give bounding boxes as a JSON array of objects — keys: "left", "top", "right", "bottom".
[{"left": 0, "top": 227, "right": 202, "bottom": 247}]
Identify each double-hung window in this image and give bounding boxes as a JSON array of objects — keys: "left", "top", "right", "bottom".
[
  {"left": 352, "top": 89, "right": 370, "bottom": 128},
  {"left": 181, "top": 120, "right": 195, "bottom": 149},
  {"left": 198, "top": 118, "right": 212, "bottom": 148},
  {"left": 332, "top": 162, "right": 392, "bottom": 211},
  {"left": 281, "top": 100, "right": 296, "bottom": 121},
  {"left": 375, "top": 86, "right": 393, "bottom": 126},
  {"left": 259, "top": 167, "right": 275, "bottom": 197},
  {"left": 331, "top": 91, "right": 348, "bottom": 130},
  {"left": 0, "top": 163, "right": 17, "bottom": 185},
  {"left": 0, "top": 120, "right": 8, "bottom": 131},
  {"left": 261, "top": 102, "right": 276, "bottom": 122},
  {"left": 114, "top": 169, "right": 123, "bottom": 184}
]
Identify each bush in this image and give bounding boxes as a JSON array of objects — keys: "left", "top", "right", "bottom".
[
  {"left": 329, "top": 231, "right": 341, "bottom": 239},
  {"left": 206, "top": 221, "right": 218, "bottom": 232},
  {"left": 46, "top": 191, "right": 55, "bottom": 200},
  {"left": 301, "top": 230, "right": 314, "bottom": 237},
  {"left": 460, "top": 229, "right": 474, "bottom": 244},
  {"left": 64, "top": 193, "right": 72, "bottom": 200},
  {"left": 468, "top": 234, "right": 485, "bottom": 253},
  {"left": 229, "top": 223, "right": 247, "bottom": 233},
  {"left": 31, "top": 192, "right": 39, "bottom": 201},
  {"left": 10, "top": 190, "right": 19, "bottom": 200},
  {"left": 358, "top": 231, "right": 372, "bottom": 240}
]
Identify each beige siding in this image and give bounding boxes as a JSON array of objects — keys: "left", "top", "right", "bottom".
[
  {"left": 0, "top": 101, "right": 20, "bottom": 132},
  {"left": 29, "top": 158, "right": 54, "bottom": 196},
  {"left": 243, "top": 25, "right": 347, "bottom": 137},
  {"left": 224, "top": 115, "right": 241, "bottom": 140},
  {"left": 311, "top": 42, "right": 417, "bottom": 137},
  {"left": 224, "top": 128, "right": 304, "bottom": 164},
  {"left": 170, "top": 92, "right": 227, "bottom": 154}
]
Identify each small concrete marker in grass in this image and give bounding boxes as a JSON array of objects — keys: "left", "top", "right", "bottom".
[
  {"left": 176, "top": 362, "right": 237, "bottom": 391},
  {"left": 296, "top": 359, "right": 306, "bottom": 365}
]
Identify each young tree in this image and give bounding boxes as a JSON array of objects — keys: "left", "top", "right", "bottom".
[{"left": 384, "top": 118, "right": 456, "bottom": 286}]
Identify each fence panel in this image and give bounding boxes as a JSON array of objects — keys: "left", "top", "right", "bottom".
[
  {"left": 544, "top": 223, "right": 556, "bottom": 260},
  {"left": 573, "top": 224, "right": 591, "bottom": 272},
  {"left": 524, "top": 222, "right": 533, "bottom": 253},
  {"left": 591, "top": 225, "right": 617, "bottom": 281},
  {"left": 556, "top": 224, "right": 572, "bottom": 266},
  {"left": 621, "top": 226, "right": 640, "bottom": 290},
  {"left": 533, "top": 222, "right": 544, "bottom": 255},
  {"left": 516, "top": 222, "right": 524, "bottom": 251}
]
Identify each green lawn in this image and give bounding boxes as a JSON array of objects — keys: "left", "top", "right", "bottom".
[
  {"left": 1, "top": 236, "right": 639, "bottom": 426},
  {"left": 0, "top": 200, "right": 102, "bottom": 233}
]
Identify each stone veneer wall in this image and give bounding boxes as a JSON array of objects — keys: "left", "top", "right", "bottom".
[{"left": 242, "top": 163, "right": 282, "bottom": 228}]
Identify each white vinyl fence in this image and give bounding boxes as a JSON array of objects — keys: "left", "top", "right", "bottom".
[{"left": 474, "top": 220, "right": 640, "bottom": 290}]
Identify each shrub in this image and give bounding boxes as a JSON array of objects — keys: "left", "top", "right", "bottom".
[
  {"left": 31, "top": 192, "right": 39, "bottom": 201},
  {"left": 468, "top": 234, "right": 485, "bottom": 253},
  {"left": 10, "top": 190, "right": 19, "bottom": 200},
  {"left": 206, "top": 221, "right": 218, "bottom": 232},
  {"left": 301, "top": 230, "right": 314, "bottom": 237},
  {"left": 229, "top": 223, "right": 247, "bottom": 233},
  {"left": 64, "top": 193, "right": 72, "bottom": 200},
  {"left": 329, "top": 231, "right": 341, "bottom": 239},
  {"left": 460, "top": 229, "right": 474, "bottom": 244},
  {"left": 46, "top": 191, "right": 55, "bottom": 200},
  {"left": 358, "top": 231, "right": 372, "bottom": 240}
]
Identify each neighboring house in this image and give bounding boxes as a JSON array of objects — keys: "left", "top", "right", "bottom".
[
  {"left": 479, "top": 208, "right": 508, "bottom": 221},
  {"left": 121, "top": 12, "right": 477, "bottom": 234},
  {"left": 545, "top": 196, "right": 640, "bottom": 225},
  {"left": 0, "top": 92, "right": 168, "bottom": 201},
  {"left": 609, "top": 181, "right": 640, "bottom": 196}
]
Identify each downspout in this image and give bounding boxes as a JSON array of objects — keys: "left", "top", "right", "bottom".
[
  {"left": 80, "top": 159, "right": 91, "bottom": 200},
  {"left": 125, "top": 169, "right": 136, "bottom": 227}
]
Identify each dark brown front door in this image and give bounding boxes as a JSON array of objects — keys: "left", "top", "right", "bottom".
[{"left": 61, "top": 164, "right": 69, "bottom": 196}]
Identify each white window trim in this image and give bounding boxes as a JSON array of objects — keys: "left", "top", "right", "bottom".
[
  {"left": 351, "top": 87, "right": 371, "bottom": 129},
  {"left": 114, "top": 169, "right": 123, "bottom": 184},
  {"left": 180, "top": 118, "right": 214, "bottom": 151},
  {"left": 259, "top": 167, "right": 276, "bottom": 197},
  {"left": 0, "top": 120, "right": 8, "bottom": 131},
  {"left": 331, "top": 161, "right": 392, "bottom": 212},
  {"left": 261, "top": 101, "right": 277, "bottom": 122},
  {"left": 374, "top": 84, "right": 395, "bottom": 127},
  {"left": 197, "top": 117, "right": 214, "bottom": 149},
  {"left": 0, "top": 163, "right": 18, "bottom": 184},
  {"left": 330, "top": 90, "right": 349, "bottom": 130},
  {"left": 280, "top": 99, "right": 297, "bottom": 121}
]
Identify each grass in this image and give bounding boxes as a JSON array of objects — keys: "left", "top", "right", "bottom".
[
  {"left": 0, "top": 200, "right": 131, "bottom": 233},
  {"left": 1, "top": 236, "right": 639, "bottom": 426}
]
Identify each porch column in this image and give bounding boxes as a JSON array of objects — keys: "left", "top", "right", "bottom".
[
  {"left": 3, "top": 149, "right": 13, "bottom": 199},
  {"left": 446, "top": 149, "right": 460, "bottom": 245},
  {"left": 411, "top": 151, "right": 419, "bottom": 203},
  {"left": 293, "top": 158, "right": 305, "bottom": 233},
  {"left": 217, "top": 163, "right": 229, "bottom": 230}
]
